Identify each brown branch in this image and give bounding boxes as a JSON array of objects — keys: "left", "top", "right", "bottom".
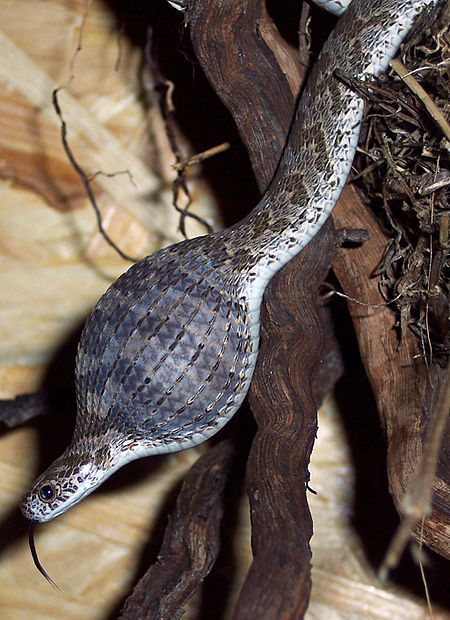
[
  {"left": 188, "top": 0, "right": 449, "bottom": 602},
  {"left": 188, "top": 0, "right": 337, "bottom": 615},
  {"left": 119, "top": 440, "right": 238, "bottom": 619},
  {"left": 187, "top": 0, "right": 304, "bottom": 192},
  {"left": 118, "top": 0, "right": 341, "bottom": 616},
  {"left": 332, "top": 187, "right": 450, "bottom": 559},
  {"left": 235, "top": 221, "right": 336, "bottom": 617},
  {"left": 118, "top": 0, "right": 448, "bottom": 616},
  {"left": 0, "top": 392, "right": 53, "bottom": 427},
  {"left": 52, "top": 89, "right": 137, "bottom": 263}
]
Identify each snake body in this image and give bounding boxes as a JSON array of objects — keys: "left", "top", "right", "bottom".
[{"left": 22, "top": 0, "right": 439, "bottom": 524}]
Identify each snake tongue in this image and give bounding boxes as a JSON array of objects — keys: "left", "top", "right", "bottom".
[{"left": 28, "top": 520, "right": 61, "bottom": 591}]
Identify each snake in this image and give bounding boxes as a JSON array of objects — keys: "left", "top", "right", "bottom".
[{"left": 21, "top": 0, "right": 440, "bottom": 585}]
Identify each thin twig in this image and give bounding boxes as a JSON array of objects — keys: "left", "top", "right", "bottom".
[
  {"left": 52, "top": 89, "right": 137, "bottom": 262},
  {"left": 145, "top": 25, "right": 213, "bottom": 238},
  {"left": 60, "top": 0, "right": 92, "bottom": 92},
  {"left": 320, "top": 279, "right": 422, "bottom": 308},
  {"left": 172, "top": 141, "right": 231, "bottom": 171}
]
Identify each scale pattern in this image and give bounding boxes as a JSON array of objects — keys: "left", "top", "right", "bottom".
[{"left": 75, "top": 237, "right": 255, "bottom": 448}]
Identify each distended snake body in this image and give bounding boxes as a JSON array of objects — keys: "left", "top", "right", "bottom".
[{"left": 21, "top": 0, "right": 440, "bottom": 566}]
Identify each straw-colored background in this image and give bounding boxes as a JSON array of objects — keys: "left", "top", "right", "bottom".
[{"left": 0, "top": 1, "right": 446, "bottom": 618}]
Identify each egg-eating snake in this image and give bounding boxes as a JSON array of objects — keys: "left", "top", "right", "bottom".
[{"left": 20, "top": 0, "right": 441, "bottom": 586}]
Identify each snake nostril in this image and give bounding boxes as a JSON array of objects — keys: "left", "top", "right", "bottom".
[{"left": 38, "top": 484, "right": 55, "bottom": 502}]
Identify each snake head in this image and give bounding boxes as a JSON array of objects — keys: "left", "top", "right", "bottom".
[{"left": 21, "top": 435, "right": 127, "bottom": 523}]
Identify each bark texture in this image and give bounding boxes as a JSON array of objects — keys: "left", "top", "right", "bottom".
[{"left": 120, "top": 0, "right": 448, "bottom": 616}]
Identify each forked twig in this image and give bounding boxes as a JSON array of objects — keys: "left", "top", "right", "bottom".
[{"left": 52, "top": 89, "right": 137, "bottom": 263}]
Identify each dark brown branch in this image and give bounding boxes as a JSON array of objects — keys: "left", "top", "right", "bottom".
[
  {"left": 52, "top": 89, "right": 137, "bottom": 263},
  {"left": 119, "top": 440, "right": 238, "bottom": 619},
  {"left": 235, "top": 221, "right": 336, "bottom": 617},
  {"left": 0, "top": 392, "right": 52, "bottom": 427},
  {"left": 187, "top": 0, "right": 305, "bottom": 192},
  {"left": 188, "top": 0, "right": 337, "bottom": 615},
  {"left": 118, "top": 0, "right": 448, "bottom": 616},
  {"left": 332, "top": 187, "right": 450, "bottom": 560},
  {"left": 117, "top": 1, "right": 340, "bottom": 616},
  {"left": 188, "top": 0, "right": 449, "bottom": 599},
  {"left": 144, "top": 26, "right": 213, "bottom": 238}
]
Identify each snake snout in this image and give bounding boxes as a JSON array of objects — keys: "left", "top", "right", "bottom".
[{"left": 20, "top": 447, "right": 107, "bottom": 523}]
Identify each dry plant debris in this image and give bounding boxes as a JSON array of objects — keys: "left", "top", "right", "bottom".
[{"left": 353, "top": 6, "right": 449, "bottom": 364}]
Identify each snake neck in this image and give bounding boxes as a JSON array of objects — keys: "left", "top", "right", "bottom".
[{"left": 225, "top": 0, "right": 437, "bottom": 296}]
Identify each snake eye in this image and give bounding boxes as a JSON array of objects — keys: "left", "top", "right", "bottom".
[{"left": 38, "top": 484, "right": 55, "bottom": 502}]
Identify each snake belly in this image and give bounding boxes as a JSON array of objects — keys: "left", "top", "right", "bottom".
[{"left": 22, "top": 0, "right": 439, "bottom": 523}]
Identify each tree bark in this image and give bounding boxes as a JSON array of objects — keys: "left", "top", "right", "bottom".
[{"left": 119, "top": 0, "right": 449, "bottom": 616}]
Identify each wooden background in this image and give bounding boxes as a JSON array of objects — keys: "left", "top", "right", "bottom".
[{"left": 0, "top": 1, "right": 447, "bottom": 618}]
